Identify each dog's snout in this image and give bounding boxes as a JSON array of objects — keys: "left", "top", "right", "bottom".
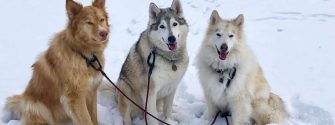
[
  {"left": 220, "top": 44, "right": 228, "bottom": 52},
  {"left": 99, "top": 31, "right": 108, "bottom": 38},
  {"left": 168, "top": 36, "right": 176, "bottom": 43}
]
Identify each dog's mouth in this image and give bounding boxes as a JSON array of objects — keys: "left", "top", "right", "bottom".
[
  {"left": 167, "top": 43, "right": 177, "bottom": 51},
  {"left": 216, "top": 46, "right": 229, "bottom": 60},
  {"left": 92, "top": 39, "right": 105, "bottom": 44},
  {"left": 99, "top": 37, "right": 107, "bottom": 42},
  {"left": 92, "top": 37, "right": 108, "bottom": 43},
  {"left": 99, "top": 35, "right": 109, "bottom": 42}
]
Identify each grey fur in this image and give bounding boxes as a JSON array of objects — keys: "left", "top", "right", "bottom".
[
  {"left": 116, "top": 2, "right": 189, "bottom": 124},
  {"left": 119, "top": 31, "right": 188, "bottom": 86},
  {"left": 150, "top": 8, "right": 187, "bottom": 31}
]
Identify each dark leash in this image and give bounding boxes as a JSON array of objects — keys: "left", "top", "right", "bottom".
[
  {"left": 217, "top": 67, "right": 237, "bottom": 88},
  {"left": 211, "top": 67, "right": 237, "bottom": 125},
  {"left": 80, "top": 52, "right": 170, "bottom": 125},
  {"left": 81, "top": 51, "right": 235, "bottom": 125},
  {"left": 226, "top": 67, "right": 236, "bottom": 88},
  {"left": 145, "top": 49, "right": 157, "bottom": 125},
  {"left": 211, "top": 111, "right": 230, "bottom": 125}
]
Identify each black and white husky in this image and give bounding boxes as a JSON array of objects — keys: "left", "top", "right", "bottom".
[{"left": 116, "top": 0, "right": 189, "bottom": 124}]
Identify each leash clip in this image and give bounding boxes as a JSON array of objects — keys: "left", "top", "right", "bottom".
[
  {"left": 82, "top": 53, "right": 102, "bottom": 71},
  {"left": 147, "top": 49, "right": 156, "bottom": 75}
]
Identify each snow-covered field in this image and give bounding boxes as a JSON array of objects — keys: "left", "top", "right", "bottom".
[{"left": 1, "top": 0, "right": 335, "bottom": 125}]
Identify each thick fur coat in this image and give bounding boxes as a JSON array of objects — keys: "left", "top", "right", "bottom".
[
  {"left": 196, "top": 10, "right": 288, "bottom": 125},
  {"left": 116, "top": 0, "right": 189, "bottom": 125},
  {"left": 4, "top": 0, "right": 110, "bottom": 125}
]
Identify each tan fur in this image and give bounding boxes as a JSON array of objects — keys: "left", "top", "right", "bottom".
[
  {"left": 4, "top": 0, "right": 110, "bottom": 125},
  {"left": 197, "top": 10, "right": 288, "bottom": 125}
]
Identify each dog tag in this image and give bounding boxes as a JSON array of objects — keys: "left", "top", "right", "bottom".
[{"left": 172, "top": 64, "right": 177, "bottom": 71}]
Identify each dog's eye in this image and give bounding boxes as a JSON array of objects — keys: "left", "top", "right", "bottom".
[
  {"left": 229, "top": 34, "right": 234, "bottom": 38},
  {"left": 173, "top": 22, "right": 178, "bottom": 26},
  {"left": 100, "top": 19, "right": 105, "bottom": 22},
  {"left": 86, "top": 21, "right": 94, "bottom": 25},
  {"left": 159, "top": 25, "right": 165, "bottom": 29},
  {"left": 216, "top": 33, "right": 222, "bottom": 37}
]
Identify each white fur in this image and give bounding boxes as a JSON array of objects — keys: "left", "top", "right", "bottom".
[
  {"left": 139, "top": 20, "right": 189, "bottom": 125},
  {"left": 117, "top": 1, "right": 189, "bottom": 125},
  {"left": 143, "top": 54, "right": 188, "bottom": 125},
  {"left": 170, "top": 18, "right": 181, "bottom": 43},
  {"left": 196, "top": 11, "right": 287, "bottom": 125},
  {"left": 148, "top": 0, "right": 187, "bottom": 53},
  {"left": 90, "top": 75, "right": 102, "bottom": 86},
  {"left": 148, "top": 17, "right": 188, "bottom": 52}
]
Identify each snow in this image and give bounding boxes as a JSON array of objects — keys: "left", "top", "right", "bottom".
[{"left": 1, "top": 0, "right": 335, "bottom": 125}]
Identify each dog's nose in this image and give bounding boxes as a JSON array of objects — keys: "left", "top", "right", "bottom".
[
  {"left": 168, "top": 36, "right": 176, "bottom": 43},
  {"left": 99, "top": 31, "right": 108, "bottom": 39},
  {"left": 220, "top": 44, "right": 228, "bottom": 52}
]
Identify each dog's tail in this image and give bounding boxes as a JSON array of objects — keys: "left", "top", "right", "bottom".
[
  {"left": 268, "top": 93, "right": 289, "bottom": 122},
  {"left": 3, "top": 95, "right": 23, "bottom": 122},
  {"left": 253, "top": 93, "right": 289, "bottom": 124}
]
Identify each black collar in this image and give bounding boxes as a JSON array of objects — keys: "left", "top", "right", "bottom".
[
  {"left": 80, "top": 53, "right": 102, "bottom": 71},
  {"left": 215, "top": 67, "right": 237, "bottom": 88}
]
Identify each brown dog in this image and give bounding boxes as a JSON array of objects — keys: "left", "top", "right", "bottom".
[{"left": 3, "top": 0, "right": 110, "bottom": 125}]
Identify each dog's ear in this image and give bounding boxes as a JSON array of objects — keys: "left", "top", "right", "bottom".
[
  {"left": 92, "top": 0, "right": 105, "bottom": 9},
  {"left": 234, "top": 14, "right": 244, "bottom": 27},
  {"left": 171, "top": 0, "right": 183, "bottom": 17},
  {"left": 210, "top": 10, "right": 221, "bottom": 25},
  {"left": 66, "top": 0, "right": 83, "bottom": 19},
  {"left": 149, "top": 3, "right": 160, "bottom": 20}
]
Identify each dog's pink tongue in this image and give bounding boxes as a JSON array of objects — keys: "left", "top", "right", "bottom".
[
  {"left": 219, "top": 52, "right": 227, "bottom": 60},
  {"left": 168, "top": 44, "right": 177, "bottom": 51}
]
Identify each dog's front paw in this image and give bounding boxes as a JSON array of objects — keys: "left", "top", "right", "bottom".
[
  {"left": 202, "top": 110, "right": 212, "bottom": 121},
  {"left": 164, "top": 117, "right": 178, "bottom": 125}
]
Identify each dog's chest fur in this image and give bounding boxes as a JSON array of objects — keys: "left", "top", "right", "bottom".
[
  {"left": 152, "top": 56, "right": 188, "bottom": 98},
  {"left": 198, "top": 62, "right": 242, "bottom": 109},
  {"left": 89, "top": 74, "right": 102, "bottom": 87},
  {"left": 206, "top": 71, "right": 232, "bottom": 107}
]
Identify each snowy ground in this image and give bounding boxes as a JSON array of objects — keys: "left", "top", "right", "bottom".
[{"left": 1, "top": 0, "right": 335, "bottom": 125}]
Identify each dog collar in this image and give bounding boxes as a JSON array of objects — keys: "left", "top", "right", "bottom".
[
  {"left": 215, "top": 67, "right": 237, "bottom": 88},
  {"left": 153, "top": 48, "right": 182, "bottom": 71}
]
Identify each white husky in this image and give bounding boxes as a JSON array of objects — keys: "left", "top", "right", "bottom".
[{"left": 196, "top": 10, "right": 288, "bottom": 125}]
